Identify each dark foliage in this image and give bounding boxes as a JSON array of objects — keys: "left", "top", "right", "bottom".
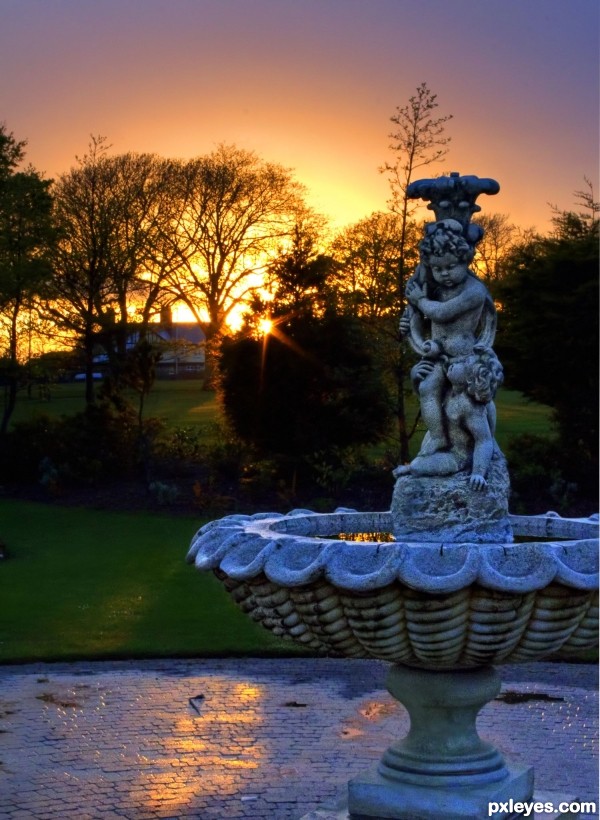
[
  {"left": 220, "top": 312, "right": 392, "bottom": 472},
  {"left": 496, "top": 217, "right": 599, "bottom": 503},
  {"left": 506, "top": 434, "right": 583, "bottom": 515},
  {"left": 0, "top": 127, "right": 56, "bottom": 433},
  {"left": 0, "top": 404, "right": 146, "bottom": 490}
]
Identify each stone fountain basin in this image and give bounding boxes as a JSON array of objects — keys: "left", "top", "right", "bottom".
[{"left": 187, "top": 509, "right": 598, "bottom": 668}]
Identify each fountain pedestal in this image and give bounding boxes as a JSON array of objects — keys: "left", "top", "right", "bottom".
[{"left": 348, "top": 665, "right": 533, "bottom": 819}]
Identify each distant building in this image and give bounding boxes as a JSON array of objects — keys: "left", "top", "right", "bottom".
[
  {"left": 93, "top": 316, "right": 206, "bottom": 379},
  {"left": 152, "top": 321, "right": 206, "bottom": 379}
]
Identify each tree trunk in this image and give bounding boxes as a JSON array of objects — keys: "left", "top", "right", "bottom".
[
  {"left": 84, "top": 340, "right": 96, "bottom": 407},
  {"left": 0, "top": 379, "right": 17, "bottom": 436},
  {"left": 202, "top": 329, "right": 221, "bottom": 391},
  {"left": 396, "top": 360, "right": 411, "bottom": 465},
  {"left": 0, "top": 305, "right": 21, "bottom": 436}
]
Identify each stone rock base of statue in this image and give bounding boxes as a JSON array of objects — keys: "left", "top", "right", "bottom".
[
  {"left": 391, "top": 454, "right": 512, "bottom": 543},
  {"left": 346, "top": 665, "right": 533, "bottom": 820}
]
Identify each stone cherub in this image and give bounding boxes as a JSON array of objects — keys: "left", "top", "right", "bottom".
[
  {"left": 396, "top": 344, "right": 503, "bottom": 490},
  {"left": 396, "top": 218, "right": 500, "bottom": 489}
]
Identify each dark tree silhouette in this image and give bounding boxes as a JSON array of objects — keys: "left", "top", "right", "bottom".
[
  {"left": 496, "top": 200, "right": 599, "bottom": 505},
  {"left": 47, "top": 138, "right": 175, "bottom": 405},
  {"left": 220, "top": 238, "right": 392, "bottom": 490},
  {"left": 220, "top": 312, "right": 391, "bottom": 484},
  {"left": 0, "top": 125, "right": 55, "bottom": 434},
  {"left": 161, "top": 145, "right": 306, "bottom": 388}
]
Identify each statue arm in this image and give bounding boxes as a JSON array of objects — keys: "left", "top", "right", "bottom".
[
  {"left": 416, "top": 283, "right": 486, "bottom": 323},
  {"left": 486, "top": 401, "right": 497, "bottom": 438},
  {"left": 465, "top": 407, "right": 494, "bottom": 489},
  {"left": 401, "top": 303, "right": 431, "bottom": 357}
]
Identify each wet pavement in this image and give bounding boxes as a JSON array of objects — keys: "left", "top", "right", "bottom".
[{"left": 0, "top": 658, "right": 597, "bottom": 819}]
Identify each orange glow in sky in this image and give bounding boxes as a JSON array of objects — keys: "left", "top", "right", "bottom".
[{"left": 1, "top": 0, "right": 597, "bottom": 234}]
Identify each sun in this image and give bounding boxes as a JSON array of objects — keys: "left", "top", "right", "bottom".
[{"left": 258, "top": 317, "right": 274, "bottom": 336}]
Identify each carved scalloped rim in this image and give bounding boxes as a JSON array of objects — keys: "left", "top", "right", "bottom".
[{"left": 187, "top": 509, "right": 599, "bottom": 593}]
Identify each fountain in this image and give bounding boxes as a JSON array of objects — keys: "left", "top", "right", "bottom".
[{"left": 187, "top": 173, "right": 599, "bottom": 819}]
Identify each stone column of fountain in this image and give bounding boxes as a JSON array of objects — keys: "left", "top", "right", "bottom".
[{"left": 187, "top": 173, "right": 599, "bottom": 820}]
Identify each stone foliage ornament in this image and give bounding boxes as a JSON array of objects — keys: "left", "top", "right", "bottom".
[{"left": 187, "top": 174, "right": 599, "bottom": 820}]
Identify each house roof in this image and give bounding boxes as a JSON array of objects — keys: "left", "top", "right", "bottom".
[
  {"left": 160, "top": 323, "right": 206, "bottom": 345},
  {"left": 93, "top": 322, "right": 206, "bottom": 364}
]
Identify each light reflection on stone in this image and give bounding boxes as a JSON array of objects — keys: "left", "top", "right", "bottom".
[{"left": 131, "top": 677, "right": 266, "bottom": 811}]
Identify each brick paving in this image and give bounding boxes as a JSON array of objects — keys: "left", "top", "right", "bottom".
[{"left": 0, "top": 659, "right": 597, "bottom": 819}]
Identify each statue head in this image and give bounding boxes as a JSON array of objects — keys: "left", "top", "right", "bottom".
[
  {"left": 419, "top": 219, "right": 474, "bottom": 268},
  {"left": 447, "top": 344, "right": 503, "bottom": 403}
]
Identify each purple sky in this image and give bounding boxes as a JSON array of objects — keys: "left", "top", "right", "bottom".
[{"left": 1, "top": 0, "right": 598, "bottom": 231}]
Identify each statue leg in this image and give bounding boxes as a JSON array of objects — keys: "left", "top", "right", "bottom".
[
  {"left": 410, "top": 451, "right": 460, "bottom": 477},
  {"left": 417, "top": 366, "right": 448, "bottom": 455}
]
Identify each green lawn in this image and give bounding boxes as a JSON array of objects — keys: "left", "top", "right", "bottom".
[
  {"left": 10, "top": 380, "right": 220, "bottom": 436},
  {"left": 0, "top": 500, "right": 301, "bottom": 663},
  {"left": 493, "top": 387, "right": 554, "bottom": 451},
  {"left": 0, "top": 381, "right": 556, "bottom": 664},
  {"left": 9, "top": 379, "right": 554, "bottom": 449}
]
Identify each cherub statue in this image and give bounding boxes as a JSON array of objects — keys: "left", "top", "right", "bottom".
[
  {"left": 394, "top": 344, "right": 503, "bottom": 490},
  {"left": 398, "top": 218, "right": 500, "bottom": 487}
]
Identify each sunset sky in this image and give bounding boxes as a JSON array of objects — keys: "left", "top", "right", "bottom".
[{"left": 1, "top": 0, "right": 598, "bottom": 233}]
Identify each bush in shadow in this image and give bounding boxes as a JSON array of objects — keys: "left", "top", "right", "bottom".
[
  {"left": 0, "top": 403, "right": 144, "bottom": 490},
  {"left": 506, "top": 433, "right": 592, "bottom": 516}
]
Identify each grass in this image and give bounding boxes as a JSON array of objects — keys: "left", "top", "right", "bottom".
[
  {"left": 493, "top": 387, "right": 554, "bottom": 451},
  {"left": 139, "top": 380, "right": 220, "bottom": 431},
  {"left": 9, "top": 379, "right": 554, "bottom": 449},
  {"left": 0, "top": 383, "right": 558, "bottom": 664},
  {"left": 9, "top": 380, "right": 220, "bottom": 438},
  {"left": 0, "top": 500, "right": 303, "bottom": 663}
]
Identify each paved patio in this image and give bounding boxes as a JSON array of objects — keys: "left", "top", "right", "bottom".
[{"left": 0, "top": 659, "right": 597, "bottom": 819}]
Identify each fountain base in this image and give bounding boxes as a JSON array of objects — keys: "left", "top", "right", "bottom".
[
  {"left": 348, "top": 766, "right": 533, "bottom": 819},
  {"left": 347, "top": 665, "right": 533, "bottom": 819}
]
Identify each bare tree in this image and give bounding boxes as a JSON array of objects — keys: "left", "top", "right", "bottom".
[
  {"left": 472, "top": 213, "right": 521, "bottom": 284},
  {"left": 382, "top": 82, "right": 452, "bottom": 289},
  {"left": 47, "top": 139, "right": 175, "bottom": 404},
  {"left": 574, "top": 176, "right": 599, "bottom": 221},
  {"left": 550, "top": 176, "right": 599, "bottom": 239},
  {"left": 380, "top": 83, "right": 453, "bottom": 463},
  {"left": 162, "top": 145, "right": 305, "bottom": 388}
]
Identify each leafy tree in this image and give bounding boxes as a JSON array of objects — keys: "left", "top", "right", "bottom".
[
  {"left": 220, "top": 313, "right": 391, "bottom": 490},
  {"left": 496, "top": 197, "right": 599, "bottom": 505},
  {"left": 0, "top": 125, "right": 26, "bottom": 175},
  {"left": 162, "top": 144, "right": 305, "bottom": 388},
  {"left": 331, "top": 212, "right": 424, "bottom": 459},
  {"left": 379, "top": 83, "right": 453, "bottom": 463},
  {"left": 47, "top": 139, "right": 175, "bottom": 404},
  {"left": 0, "top": 125, "right": 55, "bottom": 434},
  {"left": 261, "top": 212, "right": 333, "bottom": 316},
  {"left": 219, "top": 241, "right": 392, "bottom": 491}
]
